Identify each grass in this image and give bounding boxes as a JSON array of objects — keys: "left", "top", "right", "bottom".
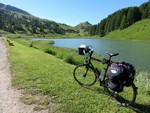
[
  {"left": 105, "top": 19, "right": 150, "bottom": 41},
  {"left": 7, "top": 39, "right": 150, "bottom": 113}
]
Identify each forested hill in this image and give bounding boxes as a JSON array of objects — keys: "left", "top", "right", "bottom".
[{"left": 88, "top": 2, "right": 150, "bottom": 37}]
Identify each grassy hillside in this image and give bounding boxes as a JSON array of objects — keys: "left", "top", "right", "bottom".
[
  {"left": 6, "top": 39, "right": 150, "bottom": 112},
  {"left": 105, "top": 19, "right": 150, "bottom": 41}
]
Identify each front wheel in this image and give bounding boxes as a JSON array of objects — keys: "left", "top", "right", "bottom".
[
  {"left": 73, "top": 64, "right": 97, "bottom": 86},
  {"left": 105, "top": 81, "right": 137, "bottom": 106}
]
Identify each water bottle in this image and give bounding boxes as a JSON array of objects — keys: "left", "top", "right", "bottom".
[
  {"left": 100, "top": 69, "right": 105, "bottom": 81},
  {"left": 95, "top": 68, "right": 101, "bottom": 80}
]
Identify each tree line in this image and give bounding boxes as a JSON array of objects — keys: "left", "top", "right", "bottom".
[{"left": 88, "top": 2, "right": 150, "bottom": 37}]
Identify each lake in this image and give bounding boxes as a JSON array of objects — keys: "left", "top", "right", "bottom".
[{"left": 32, "top": 38, "right": 150, "bottom": 71}]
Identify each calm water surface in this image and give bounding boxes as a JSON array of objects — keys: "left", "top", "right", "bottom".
[{"left": 32, "top": 38, "right": 150, "bottom": 70}]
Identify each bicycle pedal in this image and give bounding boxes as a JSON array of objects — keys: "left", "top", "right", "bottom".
[
  {"left": 96, "top": 78, "right": 101, "bottom": 81},
  {"left": 100, "top": 81, "right": 106, "bottom": 86}
]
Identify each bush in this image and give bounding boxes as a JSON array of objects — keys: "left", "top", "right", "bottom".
[
  {"left": 44, "top": 48, "right": 56, "bottom": 55},
  {"left": 29, "top": 42, "right": 33, "bottom": 47},
  {"left": 56, "top": 52, "right": 64, "bottom": 59},
  {"left": 64, "top": 55, "right": 76, "bottom": 65}
]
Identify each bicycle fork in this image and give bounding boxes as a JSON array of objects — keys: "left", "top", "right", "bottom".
[
  {"left": 94, "top": 68, "right": 101, "bottom": 80},
  {"left": 83, "top": 65, "right": 90, "bottom": 78}
]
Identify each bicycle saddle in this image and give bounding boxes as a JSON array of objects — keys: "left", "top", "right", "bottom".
[{"left": 106, "top": 52, "right": 119, "bottom": 57}]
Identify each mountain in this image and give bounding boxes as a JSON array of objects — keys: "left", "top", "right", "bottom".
[
  {"left": 0, "top": 3, "right": 30, "bottom": 15},
  {"left": 75, "top": 21, "right": 92, "bottom": 32}
]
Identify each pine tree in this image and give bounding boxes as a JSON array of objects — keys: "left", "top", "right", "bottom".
[
  {"left": 88, "top": 25, "right": 97, "bottom": 36},
  {"left": 95, "top": 23, "right": 100, "bottom": 35},
  {"left": 120, "top": 14, "right": 127, "bottom": 29},
  {"left": 127, "top": 7, "right": 141, "bottom": 26},
  {"left": 99, "top": 19, "right": 107, "bottom": 36},
  {"left": 114, "top": 12, "right": 123, "bottom": 29},
  {"left": 142, "top": 3, "right": 150, "bottom": 18},
  {"left": 126, "top": 7, "right": 134, "bottom": 27}
]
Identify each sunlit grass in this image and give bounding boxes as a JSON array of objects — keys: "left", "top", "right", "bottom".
[
  {"left": 8, "top": 40, "right": 150, "bottom": 112},
  {"left": 106, "top": 19, "right": 150, "bottom": 41}
]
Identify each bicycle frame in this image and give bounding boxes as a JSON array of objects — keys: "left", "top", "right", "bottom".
[{"left": 84, "top": 51, "right": 113, "bottom": 82}]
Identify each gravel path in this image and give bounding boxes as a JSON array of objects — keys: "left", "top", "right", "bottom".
[{"left": 0, "top": 39, "right": 48, "bottom": 113}]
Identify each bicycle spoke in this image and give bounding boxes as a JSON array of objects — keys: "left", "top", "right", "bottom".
[{"left": 73, "top": 64, "right": 96, "bottom": 86}]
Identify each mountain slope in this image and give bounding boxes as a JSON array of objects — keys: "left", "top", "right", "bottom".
[
  {"left": 0, "top": 8, "right": 64, "bottom": 34},
  {"left": 0, "top": 3, "right": 90, "bottom": 37},
  {"left": 0, "top": 3, "right": 30, "bottom": 15},
  {"left": 0, "top": 6, "right": 81, "bottom": 36},
  {"left": 105, "top": 19, "right": 150, "bottom": 40}
]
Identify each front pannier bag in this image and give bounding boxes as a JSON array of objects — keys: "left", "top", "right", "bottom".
[{"left": 108, "top": 62, "right": 135, "bottom": 92}]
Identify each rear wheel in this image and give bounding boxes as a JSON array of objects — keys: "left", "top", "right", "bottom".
[
  {"left": 105, "top": 81, "right": 137, "bottom": 106},
  {"left": 73, "top": 64, "right": 96, "bottom": 86}
]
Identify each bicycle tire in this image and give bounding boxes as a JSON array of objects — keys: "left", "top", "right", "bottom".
[
  {"left": 73, "top": 64, "right": 97, "bottom": 86},
  {"left": 105, "top": 81, "right": 137, "bottom": 106}
]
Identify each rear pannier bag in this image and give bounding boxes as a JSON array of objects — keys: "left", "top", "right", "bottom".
[
  {"left": 122, "top": 62, "right": 136, "bottom": 86},
  {"left": 108, "top": 62, "right": 135, "bottom": 92}
]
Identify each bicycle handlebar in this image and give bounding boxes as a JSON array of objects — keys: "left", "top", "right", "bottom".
[{"left": 83, "top": 45, "right": 119, "bottom": 65}]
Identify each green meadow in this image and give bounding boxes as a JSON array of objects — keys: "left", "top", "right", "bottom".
[
  {"left": 106, "top": 19, "right": 150, "bottom": 41},
  {"left": 7, "top": 39, "right": 150, "bottom": 113}
]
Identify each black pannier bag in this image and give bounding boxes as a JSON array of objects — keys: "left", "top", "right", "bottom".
[
  {"left": 123, "top": 62, "right": 136, "bottom": 87},
  {"left": 108, "top": 62, "right": 135, "bottom": 92}
]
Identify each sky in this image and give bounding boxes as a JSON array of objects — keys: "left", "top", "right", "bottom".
[{"left": 0, "top": 0, "right": 149, "bottom": 26}]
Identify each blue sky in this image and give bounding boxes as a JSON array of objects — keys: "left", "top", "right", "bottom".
[{"left": 0, "top": 0, "right": 149, "bottom": 26}]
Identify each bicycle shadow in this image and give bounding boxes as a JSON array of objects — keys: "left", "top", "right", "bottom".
[
  {"left": 114, "top": 95, "right": 150, "bottom": 113},
  {"left": 82, "top": 86, "right": 150, "bottom": 113},
  {"left": 82, "top": 85, "right": 106, "bottom": 94},
  {"left": 130, "top": 103, "right": 150, "bottom": 113}
]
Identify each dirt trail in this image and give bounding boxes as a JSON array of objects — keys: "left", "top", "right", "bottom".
[{"left": 0, "top": 39, "right": 48, "bottom": 113}]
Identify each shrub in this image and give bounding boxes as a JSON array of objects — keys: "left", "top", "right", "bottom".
[
  {"left": 29, "top": 42, "right": 33, "bottom": 47},
  {"left": 64, "top": 55, "right": 77, "bottom": 65},
  {"left": 44, "top": 48, "right": 56, "bottom": 56}
]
